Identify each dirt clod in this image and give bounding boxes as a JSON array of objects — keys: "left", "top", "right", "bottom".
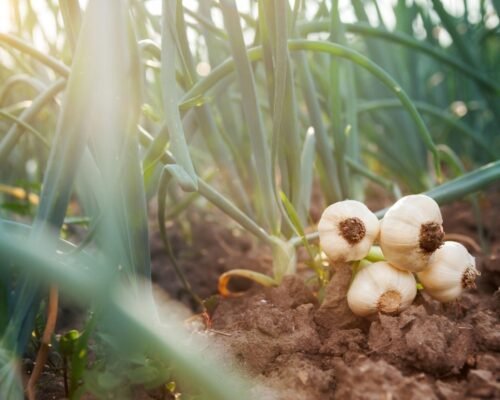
[
  {"left": 211, "top": 285, "right": 321, "bottom": 373},
  {"left": 314, "top": 263, "right": 367, "bottom": 334},
  {"left": 467, "top": 369, "right": 500, "bottom": 398},
  {"left": 334, "top": 358, "right": 438, "bottom": 400},
  {"left": 368, "top": 305, "right": 475, "bottom": 375},
  {"left": 260, "top": 354, "right": 335, "bottom": 400},
  {"left": 263, "top": 275, "right": 317, "bottom": 310},
  {"left": 435, "top": 380, "right": 466, "bottom": 400},
  {"left": 472, "top": 310, "right": 500, "bottom": 351}
]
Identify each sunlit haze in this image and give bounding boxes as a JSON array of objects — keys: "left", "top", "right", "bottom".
[{"left": 1, "top": 0, "right": 497, "bottom": 35}]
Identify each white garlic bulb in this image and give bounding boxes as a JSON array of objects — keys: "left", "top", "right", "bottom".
[
  {"left": 347, "top": 261, "right": 417, "bottom": 316},
  {"left": 380, "top": 194, "right": 444, "bottom": 272},
  {"left": 318, "top": 200, "right": 380, "bottom": 262},
  {"left": 417, "top": 241, "right": 479, "bottom": 303}
]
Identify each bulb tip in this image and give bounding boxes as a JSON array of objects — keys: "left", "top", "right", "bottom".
[
  {"left": 377, "top": 290, "right": 402, "bottom": 314},
  {"left": 339, "top": 217, "right": 366, "bottom": 245},
  {"left": 419, "top": 222, "right": 444, "bottom": 253}
]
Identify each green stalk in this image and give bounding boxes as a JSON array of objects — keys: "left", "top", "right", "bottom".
[
  {"left": 0, "top": 74, "right": 45, "bottom": 104},
  {"left": 345, "top": 156, "right": 399, "bottom": 193},
  {"left": 0, "top": 79, "right": 66, "bottom": 161},
  {"left": 0, "top": 110, "right": 49, "bottom": 148},
  {"left": 182, "top": 6, "right": 228, "bottom": 39},
  {"left": 430, "top": 0, "right": 500, "bottom": 125},
  {"left": 423, "top": 160, "right": 500, "bottom": 206},
  {"left": 154, "top": 0, "right": 197, "bottom": 191},
  {"left": 219, "top": 0, "right": 279, "bottom": 233},
  {"left": 364, "top": 246, "right": 385, "bottom": 262},
  {"left": 430, "top": 0, "right": 477, "bottom": 66},
  {"left": 297, "top": 21, "right": 500, "bottom": 94},
  {"left": 59, "top": 0, "right": 82, "bottom": 50},
  {"left": 157, "top": 168, "right": 203, "bottom": 308},
  {"left": 171, "top": 2, "right": 251, "bottom": 213},
  {"left": 271, "top": 0, "right": 302, "bottom": 211},
  {"left": 259, "top": 0, "right": 302, "bottom": 234},
  {"left": 287, "top": 40, "right": 442, "bottom": 178},
  {"left": 298, "top": 129, "right": 316, "bottom": 223},
  {"left": 357, "top": 99, "right": 497, "bottom": 159},
  {"left": 295, "top": 52, "right": 341, "bottom": 202},
  {"left": 0, "top": 33, "right": 70, "bottom": 77},
  {"left": 329, "top": 0, "right": 348, "bottom": 198},
  {"left": 257, "top": 0, "right": 275, "bottom": 109},
  {"left": 198, "top": 2, "right": 253, "bottom": 198},
  {"left": 181, "top": 40, "right": 441, "bottom": 177},
  {"left": 138, "top": 128, "right": 273, "bottom": 245}
]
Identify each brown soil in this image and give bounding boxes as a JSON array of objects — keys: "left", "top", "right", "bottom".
[
  {"left": 33, "top": 187, "right": 500, "bottom": 399},
  {"left": 149, "top": 209, "right": 272, "bottom": 310},
  {"left": 163, "top": 188, "right": 499, "bottom": 399}
]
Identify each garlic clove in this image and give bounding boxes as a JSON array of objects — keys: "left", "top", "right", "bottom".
[
  {"left": 318, "top": 200, "right": 380, "bottom": 262},
  {"left": 422, "top": 286, "right": 462, "bottom": 303},
  {"left": 380, "top": 194, "right": 444, "bottom": 272},
  {"left": 417, "top": 241, "right": 479, "bottom": 303},
  {"left": 347, "top": 261, "right": 417, "bottom": 317}
]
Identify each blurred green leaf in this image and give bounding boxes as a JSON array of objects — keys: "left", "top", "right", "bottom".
[
  {"left": 0, "top": 202, "right": 31, "bottom": 216},
  {"left": 220, "top": 0, "right": 279, "bottom": 233},
  {"left": 158, "top": 0, "right": 197, "bottom": 191}
]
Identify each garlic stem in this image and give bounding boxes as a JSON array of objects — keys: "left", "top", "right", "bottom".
[{"left": 364, "top": 246, "right": 385, "bottom": 262}]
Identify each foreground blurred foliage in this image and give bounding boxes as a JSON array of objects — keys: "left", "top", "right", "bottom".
[{"left": 0, "top": 0, "right": 498, "bottom": 398}]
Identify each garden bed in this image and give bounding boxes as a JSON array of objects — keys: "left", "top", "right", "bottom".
[
  {"left": 151, "top": 188, "right": 499, "bottom": 400},
  {"left": 31, "top": 188, "right": 499, "bottom": 399}
]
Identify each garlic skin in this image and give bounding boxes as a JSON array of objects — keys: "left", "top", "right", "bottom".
[
  {"left": 417, "top": 241, "right": 478, "bottom": 303},
  {"left": 318, "top": 200, "right": 380, "bottom": 262},
  {"left": 347, "top": 261, "right": 417, "bottom": 317},
  {"left": 380, "top": 194, "right": 444, "bottom": 272}
]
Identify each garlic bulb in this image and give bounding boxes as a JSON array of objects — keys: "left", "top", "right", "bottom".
[
  {"left": 417, "top": 241, "right": 478, "bottom": 303},
  {"left": 318, "top": 200, "right": 380, "bottom": 262},
  {"left": 347, "top": 261, "right": 417, "bottom": 316},
  {"left": 380, "top": 194, "right": 444, "bottom": 272}
]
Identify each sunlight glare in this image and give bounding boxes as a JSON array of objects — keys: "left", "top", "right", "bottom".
[{"left": 0, "top": 1, "right": 13, "bottom": 33}]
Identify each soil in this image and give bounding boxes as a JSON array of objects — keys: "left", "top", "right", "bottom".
[
  {"left": 32, "top": 186, "right": 500, "bottom": 399},
  {"left": 150, "top": 187, "right": 500, "bottom": 400}
]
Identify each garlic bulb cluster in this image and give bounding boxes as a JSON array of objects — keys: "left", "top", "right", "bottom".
[
  {"left": 380, "top": 194, "right": 444, "bottom": 272},
  {"left": 318, "top": 200, "right": 380, "bottom": 262},
  {"left": 347, "top": 261, "right": 417, "bottom": 316},
  {"left": 318, "top": 194, "right": 478, "bottom": 318},
  {"left": 417, "top": 241, "right": 479, "bottom": 302}
]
